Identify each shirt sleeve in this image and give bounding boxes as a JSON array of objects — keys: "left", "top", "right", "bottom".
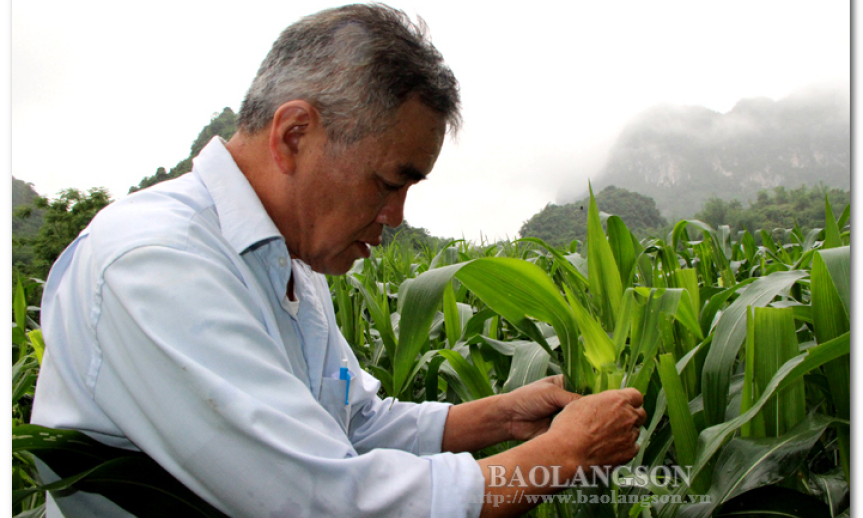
[{"left": 91, "top": 244, "right": 485, "bottom": 518}]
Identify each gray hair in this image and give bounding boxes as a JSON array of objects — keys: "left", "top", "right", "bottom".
[{"left": 237, "top": 3, "right": 461, "bottom": 144}]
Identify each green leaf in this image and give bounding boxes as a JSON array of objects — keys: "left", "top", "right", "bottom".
[
  {"left": 657, "top": 331, "right": 849, "bottom": 518},
  {"left": 14, "top": 278, "right": 27, "bottom": 333},
  {"left": 425, "top": 356, "right": 446, "bottom": 401},
  {"left": 394, "top": 263, "right": 465, "bottom": 395},
  {"left": 436, "top": 349, "right": 494, "bottom": 400},
  {"left": 821, "top": 195, "right": 842, "bottom": 249},
  {"left": 567, "top": 291, "right": 617, "bottom": 372},
  {"left": 28, "top": 329, "right": 45, "bottom": 366},
  {"left": 443, "top": 282, "right": 461, "bottom": 348},
  {"left": 813, "top": 247, "right": 850, "bottom": 321},
  {"left": 607, "top": 215, "right": 636, "bottom": 289},
  {"left": 503, "top": 341, "right": 550, "bottom": 392},
  {"left": 810, "top": 247, "right": 851, "bottom": 481},
  {"left": 702, "top": 270, "right": 807, "bottom": 427},
  {"left": 744, "top": 307, "right": 807, "bottom": 437},
  {"left": 586, "top": 183, "right": 623, "bottom": 330},
  {"left": 698, "top": 278, "right": 756, "bottom": 337},
  {"left": 456, "top": 258, "right": 579, "bottom": 386},
  {"left": 366, "top": 365, "right": 394, "bottom": 396},
  {"left": 678, "top": 412, "right": 832, "bottom": 517},
  {"left": 516, "top": 237, "right": 589, "bottom": 287},
  {"left": 714, "top": 486, "right": 831, "bottom": 517},
  {"left": 810, "top": 468, "right": 849, "bottom": 517},
  {"left": 657, "top": 353, "right": 701, "bottom": 491},
  {"left": 347, "top": 275, "right": 397, "bottom": 361}
]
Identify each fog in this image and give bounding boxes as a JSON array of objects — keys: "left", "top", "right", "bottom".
[{"left": 11, "top": 0, "right": 850, "bottom": 242}]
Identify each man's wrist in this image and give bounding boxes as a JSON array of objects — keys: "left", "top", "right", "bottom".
[
  {"left": 495, "top": 392, "right": 518, "bottom": 442},
  {"left": 442, "top": 394, "right": 515, "bottom": 452}
]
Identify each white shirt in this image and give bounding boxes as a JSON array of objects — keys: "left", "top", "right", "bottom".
[{"left": 31, "top": 137, "right": 485, "bottom": 517}]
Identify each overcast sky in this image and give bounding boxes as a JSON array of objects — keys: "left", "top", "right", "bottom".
[{"left": 11, "top": 0, "right": 850, "bottom": 242}]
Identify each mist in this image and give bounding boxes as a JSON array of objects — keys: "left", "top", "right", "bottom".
[{"left": 11, "top": 0, "right": 850, "bottom": 242}]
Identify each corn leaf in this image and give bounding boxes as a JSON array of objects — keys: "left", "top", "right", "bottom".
[
  {"left": 503, "top": 341, "right": 550, "bottom": 392},
  {"left": 14, "top": 278, "right": 27, "bottom": 335},
  {"left": 395, "top": 263, "right": 466, "bottom": 395},
  {"left": 657, "top": 354, "right": 700, "bottom": 488},
  {"left": 586, "top": 183, "right": 623, "bottom": 329},
  {"left": 810, "top": 247, "right": 851, "bottom": 481},
  {"left": 607, "top": 215, "right": 636, "bottom": 289},
  {"left": 436, "top": 349, "right": 494, "bottom": 400},
  {"left": 443, "top": 282, "right": 461, "bottom": 348},
  {"left": 821, "top": 195, "right": 842, "bottom": 249},
  {"left": 678, "top": 413, "right": 833, "bottom": 518},
  {"left": 657, "top": 330, "right": 849, "bottom": 518},
  {"left": 744, "top": 307, "right": 807, "bottom": 437},
  {"left": 348, "top": 276, "right": 396, "bottom": 360},
  {"left": 702, "top": 270, "right": 806, "bottom": 427}
]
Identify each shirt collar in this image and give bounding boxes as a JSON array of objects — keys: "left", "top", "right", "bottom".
[{"left": 193, "top": 136, "right": 283, "bottom": 254}]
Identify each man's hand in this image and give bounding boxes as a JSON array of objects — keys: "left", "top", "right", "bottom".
[
  {"left": 477, "top": 387, "right": 648, "bottom": 518},
  {"left": 503, "top": 374, "right": 580, "bottom": 441},
  {"left": 547, "top": 388, "right": 648, "bottom": 469}
]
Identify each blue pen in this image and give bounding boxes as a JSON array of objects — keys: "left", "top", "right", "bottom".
[{"left": 339, "top": 358, "right": 351, "bottom": 405}]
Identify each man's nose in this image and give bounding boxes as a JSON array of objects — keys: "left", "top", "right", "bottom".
[{"left": 375, "top": 188, "right": 407, "bottom": 228}]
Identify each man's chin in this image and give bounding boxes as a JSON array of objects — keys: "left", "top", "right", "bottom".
[{"left": 306, "top": 256, "right": 361, "bottom": 276}]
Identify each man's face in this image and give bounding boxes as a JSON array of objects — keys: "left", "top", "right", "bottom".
[{"left": 289, "top": 98, "right": 446, "bottom": 275}]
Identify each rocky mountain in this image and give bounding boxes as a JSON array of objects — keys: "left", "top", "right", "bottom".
[
  {"left": 587, "top": 83, "right": 850, "bottom": 219},
  {"left": 12, "top": 176, "right": 43, "bottom": 237}
]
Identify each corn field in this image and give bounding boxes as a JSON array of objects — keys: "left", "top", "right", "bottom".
[{"left": 13, "top": 188, "right": 851, "bottom": 517}]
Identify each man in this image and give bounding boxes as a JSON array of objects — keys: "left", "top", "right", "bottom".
[{"left": 32, "top": 4, "right": 646, "bottom": 517}]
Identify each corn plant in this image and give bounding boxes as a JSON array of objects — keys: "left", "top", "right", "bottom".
[{"left": 11, "top": 191, "right": 850, "bottom": 517}]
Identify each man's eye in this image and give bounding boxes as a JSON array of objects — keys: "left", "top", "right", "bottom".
[{"left": 380, "top": 179, "right": 403, "bottom": 192}]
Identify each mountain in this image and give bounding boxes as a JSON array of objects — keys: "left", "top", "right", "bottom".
[
  {"left": 12, "top": 176, "right": 43, "bottom": 237},
  {"left": 520, "top": 186, "right": 667, "bottom": 247},
  {"left": 586, "top": 84, "right": 850, "bottom": 219},
  {"left": 129, "top": 107, "right": 238, "bottom": 193}
]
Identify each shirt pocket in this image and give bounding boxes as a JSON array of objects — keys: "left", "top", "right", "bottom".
[{"left": 319, "top": 377, "right": 352, "bottom": 436}]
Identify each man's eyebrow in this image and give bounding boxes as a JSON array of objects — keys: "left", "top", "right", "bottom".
[{"left": 398, "top": 165, "right": 427, "bottom": 182}]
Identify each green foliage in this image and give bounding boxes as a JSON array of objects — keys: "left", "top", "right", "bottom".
[
  {"left": 381, "top": 220, "right": 444, "bottom": 249},
  {"left": 11, "top": 182, "right": 851, "bottom": 516},
  {"left": 695, "top": 184, "right": 850, "bottom": 237},
  {"left": 18, "top": 188, "right": 112, "bottom": 280},
  {"left": 519, "top": 186, "right": 667, "bottom": 247},
  {"left": 129, "top": 107, "right": 237, "bottom": 193},
  {"left": 12, "top": 178, "right": 45, "bottom": 273},
  {"left": 12, "top": 177, "right": 44, "bottom": 237}
]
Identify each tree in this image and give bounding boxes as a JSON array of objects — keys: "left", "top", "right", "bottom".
[
  {"left": 519, "top": 186, "right": 667, "bottom": 247},
  {"left": 694, "top": 184, "right": 850, "bottom": 237},
  {"left": 22, "top": 188, "right": 112, "bottom": 279},
  {"left": 129, "top": 108, "right": 238, "bottom": 193}
]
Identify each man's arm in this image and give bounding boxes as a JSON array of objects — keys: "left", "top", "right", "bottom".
[
  {"left": 442, "top": 375, "right": 579, "bottom": 453},
  {"left": 442, "top": 377, "right": 647, "bottom": 518}
]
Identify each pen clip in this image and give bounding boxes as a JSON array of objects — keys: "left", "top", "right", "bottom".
[{"left": 339, "top": 359, "right": 351, "bottom": 405}]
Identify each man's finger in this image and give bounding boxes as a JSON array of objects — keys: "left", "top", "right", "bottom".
[
  {"left": 634, "top": 408, "right": 648, "bottom": 428},
  {"left": 619, "top": 388, "right": 644, "bottom": 408},
  {"left": 547, "top": 386, "right": 581, "bottom": 409},
  {"left": 542, "top": 374, "right": 566, "bottom": 388}
]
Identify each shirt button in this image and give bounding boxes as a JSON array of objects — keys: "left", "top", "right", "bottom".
[{"left": 279, "top": 257, "right": 288, "bottom": 267}]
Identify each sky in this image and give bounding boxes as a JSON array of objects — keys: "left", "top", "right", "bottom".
[{"left": 10, "top": 0, "right": 851, "bottom": 243}]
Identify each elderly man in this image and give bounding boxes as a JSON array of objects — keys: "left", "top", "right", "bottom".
[{"left": 32, "top": 4, "right": 646, "bottom": 517}]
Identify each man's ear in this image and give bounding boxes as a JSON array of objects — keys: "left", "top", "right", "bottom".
[{"left": 268, "top": 100, "right": 320, "bottom": 175}]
